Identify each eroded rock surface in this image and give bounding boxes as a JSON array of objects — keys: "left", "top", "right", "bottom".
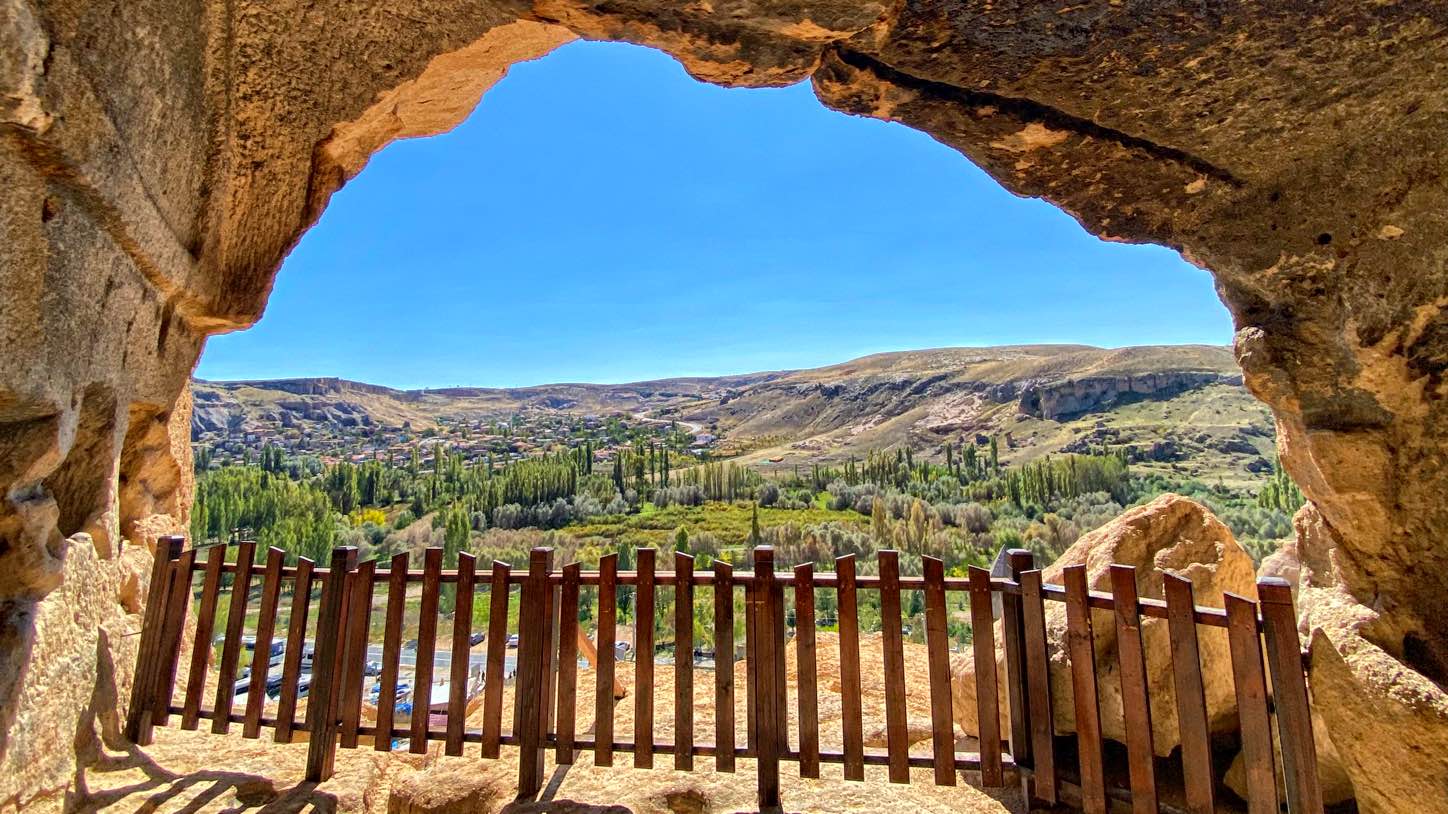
[
  {"left": 0, "top": 536, "right": 151, "bottom": 809},
  {"left": 4, "top": 0, "right": 1448, "bottom": 808},
  {"left": 950, "top": 495, "right": 1255, "bottom": 755}
]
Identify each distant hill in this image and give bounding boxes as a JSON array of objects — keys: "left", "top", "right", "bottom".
[{"left": 193, "top": 344, "right": 1275, "bottom": 485}]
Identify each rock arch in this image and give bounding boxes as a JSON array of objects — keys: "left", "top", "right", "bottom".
[{"left": 3, "top": 0, "right": 1448, "bottom": 807}]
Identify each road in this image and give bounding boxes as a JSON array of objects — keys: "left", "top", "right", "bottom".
[{"left": 631, "top": 410, "right": 703, "bottom": 437}]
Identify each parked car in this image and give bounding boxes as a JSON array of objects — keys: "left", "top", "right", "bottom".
[
  {"left": 470, "top": 632, "right": 486, "bottom": 647},
  {"left": 506, "top": 634, "right": 520, "bottom": 649},
  {"left": 363, "top": 660, "right": 382, "bottom": 677},
  {"left": 369, "top": 681, "right": 408, "bottom": 702},
  {"left": 233, "top": 666, "right": 252, "bottom": 696},
  {"left": 243, "top": 637, "right": 286, "bottom": 667}
]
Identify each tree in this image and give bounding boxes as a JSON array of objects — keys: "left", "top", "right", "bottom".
[
  {"left": 871, "top": 497, "right": 889, "bottom": 545},
  {"left": 748, "top": 503, "right": 762, "bottom": 546},
  {"left": 908, "top": 499, "right": 929, "bottom": 549},
  {"left": 675, "top": 526, "right": 690, "bottom": 554},
  {"left": 443, "top": 506, "right": 470, "bottom": 566}
]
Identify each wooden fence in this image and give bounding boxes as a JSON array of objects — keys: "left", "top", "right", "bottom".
[{"left": 126, "top": 536, "right": 1324, "bottom": 814}]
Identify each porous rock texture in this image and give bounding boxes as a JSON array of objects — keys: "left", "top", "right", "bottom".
[
  {"left": 1265, "top": 505, "right": 1448, "bottom": 813},
  {"left": 4, "top": 0, "right": 1448, "bottom": 809},
  {"left": 949, "top": 495, "right": 1256, "bottom": 756}
]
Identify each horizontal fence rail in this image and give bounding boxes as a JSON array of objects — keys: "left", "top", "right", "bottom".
[{"left": 127, "top": 538, "right": 1324, "bottom": 813}]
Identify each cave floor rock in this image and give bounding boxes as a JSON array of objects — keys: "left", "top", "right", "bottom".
[{"left": 48, "top": 726, "right": 1022, "bottom": 814}]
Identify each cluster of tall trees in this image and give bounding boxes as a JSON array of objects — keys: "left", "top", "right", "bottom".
[
  {"left": 318, "top": 444, "right": 583, "bottom": 526},
  {"left": 1002, "top": 451, "right": 1132, "bottom": 508},
  {"left": 1256, "top": 456, "right": 1306, "bottom": 514},
  {"left": 190, "top": 466, "right": 336, "bottom": 563},
  {"left": 674, "top": 461, "right": 760, "bottom": 501},
  {"left": 794, "top": 438, "right": 1002, "bottom": 493},
  {"left": 608, "top": 440, "right": 675, "bottom": 496}
]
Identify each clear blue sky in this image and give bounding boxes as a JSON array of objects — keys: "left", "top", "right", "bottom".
[{"left": 197, "top": 41, "right": 1232, "bottom": 389}]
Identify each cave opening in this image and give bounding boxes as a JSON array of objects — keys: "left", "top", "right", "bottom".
[
  {"left": 14, "top": 5, "right": 1448, "bottom": 808},
  {"left": 189, "top": 40, "right": 1299, "bottom": 567}
]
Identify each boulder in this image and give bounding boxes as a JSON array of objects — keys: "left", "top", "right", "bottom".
[
  {"left": 1256, "top": 538, "right": 1301, "bottom": 592},
  {"left": 951, "top": 494, "right": 1256, "bottom": 756},
  {"left": 1305, "top": 614, "right": 1448, "bottom": 814}
]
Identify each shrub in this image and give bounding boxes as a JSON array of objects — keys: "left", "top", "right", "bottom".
[{"left": 758, "top": 482, "right": 781, "bottom": 507}]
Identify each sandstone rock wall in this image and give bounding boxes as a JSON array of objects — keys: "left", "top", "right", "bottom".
[
  {"left": 0, "top": 536, "right": 151, "bottom": 810},
  {"left": 1017, "top": 372, "right": 1236, "bottom": 420},
  {"left": 5, "top": 0, "right": 1448, "bottom": 808}
]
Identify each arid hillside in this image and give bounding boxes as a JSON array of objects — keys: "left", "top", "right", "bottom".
[{"left": 193, "top": 344, "right": 1272, "bottom": 484}]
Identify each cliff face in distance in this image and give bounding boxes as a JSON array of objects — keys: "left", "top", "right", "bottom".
[{"left": 193, "top": 344, "right": 1274, "bottom": 485}]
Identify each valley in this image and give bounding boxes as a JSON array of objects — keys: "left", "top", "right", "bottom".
[{"left": 194, "top": 343, "right": 1273, "bottom": 487}]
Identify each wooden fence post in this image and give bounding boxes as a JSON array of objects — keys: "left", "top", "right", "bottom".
[
  {"left": 480, "top": 559, "right": 511, "bottom": 759},
  {"left": 674, "top": 552, "right": 695, "bottom": 770},
  {"left": 152, "top": 544, "right": 195, "bottom": 729},
  {"left": 410, "top": 547, "right": 442, "bottom": 753},
  {"left": 1259, "top": 578, "right": 1325, "bottom": 814},
  {"left": 339, "top": 558, "right": 377, "bottom": 749},
  {"left": 634, "top": 547, "right": 657, "bottom": 768},
  {"left": 556, "top": 560, "right": 581, "bottom": 765},
  {"left": 922, "top": 556, "right": 955, "bottom": 786},
  {"left": 373, "top": 552, "right": 408, "bottom": 751},
  {"left": 968, "top": 565, "right": 1003, "bottom": 786},
  {"left": 1063, "top": 564, "right": 1107, "bottom": 814},
  {"left": 793, "top": 562, "right": 820, "bottom": 779},
  {"left": 274, "top": 556, "right": 316, "bottom": 744},
  {"left": 124, "top": 534, "right": 185, "bottom": 744},
  {"left": 305, "top": 546, "right": 357, "bottom": 783},
  {"left": 182, "top": 545, "right": 226, "bottom": 731},
  {"left": 1020, "top": 568, "right": 1057, "bottom": 805},
  {"left": 879, "top": 550, "right": 911, "bottom": 784},
  {"left": 835, "top": 553, "right": 864, "bottom": 781},
  {"left": 1225, "top": 592, "right": 1279, "bottom": 814},
  {"left": 1164, "top": 572, "right": 1215, "bottom": 814},
  {"left": 1109, "top": 565, "right": 1158, "bottom": 814},
  {"left": 212, "top": 540, "right": 257, "bottom": 735},
  {"left": 243, "top": 547, "right": 287, "bottom": 739},
  {"left": 516, "top": 547, "right": 553, "bottom": 799},
  {"left": 1002, "top": 549, "right": 1034, "bottom": 772},
  {"left": 713, "top": 559, "right": 735, "bottom": 773},
  {"left": 592, "top": 554, "right": 616, "bottom": 766},
  {"left": 449, "top": 553, "right": 480, "bottom": 757},
  {"left": 753, "top": 546, "right": 783, "bottom": 810}
]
